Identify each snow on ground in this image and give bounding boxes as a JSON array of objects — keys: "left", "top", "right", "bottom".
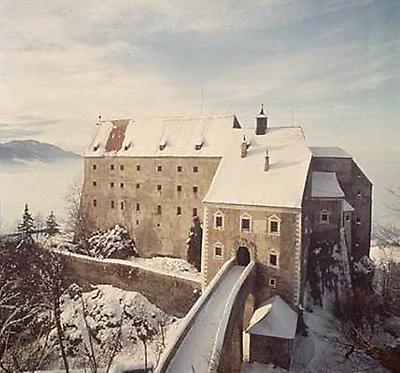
[
  {"left": 291, "top": 307, "right": 388, "bottom": 373},
  {"left": 370, "top": 245, "right": 400, "bottom": 264},
  {"left": 128, "top": 256, "right": 201, "bottom": 281},
  {"left": 46, "top": 284, "right": 179, "bottom": 370}
]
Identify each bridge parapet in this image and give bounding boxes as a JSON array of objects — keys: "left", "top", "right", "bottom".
[
  {"left": 156, "top": 257, "right": 236, "bottom": 373},
  {"left": 210, "top": 261, "right": 256, "bottom": 373}
]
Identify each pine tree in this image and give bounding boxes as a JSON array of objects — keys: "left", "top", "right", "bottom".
[
  {"left": 17, "top": 204, "right": 35, "bottom": 243},
  {"left": 46, "top": 210, "right": 60, "bottom": 236},
  {"left": 187, "top": 216, "right": 203, "bottom": 271}
]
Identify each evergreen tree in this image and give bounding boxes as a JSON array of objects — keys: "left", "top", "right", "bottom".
[
  {"left": 46, "top": 210, "right": 60, "bottom": 236},
  {"left": 187, "top": 216, "right": 202, "bottom": 271},
  {"left": 17, "top": 204, "right": 35, "bottom": 243}
]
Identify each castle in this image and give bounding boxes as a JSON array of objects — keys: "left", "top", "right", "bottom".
[{"left": 82, "top": 107, "right": 372, "bottom": 307}]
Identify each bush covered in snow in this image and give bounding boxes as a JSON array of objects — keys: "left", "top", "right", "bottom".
[{"left": 87, "top": 225, "right": 137, "bottom": 259}]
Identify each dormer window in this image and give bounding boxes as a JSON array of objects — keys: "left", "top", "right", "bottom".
[
  {"left": 240, "top": 213, "right": 252, "bottom": 232},
  {"left": 159, "top": 139, "right": 167, "bottom": 151},
  {"left": 93, "top": 144, "right": 99, "bottom": 151},
  {"left": 195, "top": 140, "right": 204, "bottom": 151},
  {"left": 268, "top": 215, "right": 281, "bottom": 236},
  {"left": 124, "top": 141, "right": 132, "bottom": 151},
  {"left": 214, "top": 211, "right": 224, "bottom": 229}
]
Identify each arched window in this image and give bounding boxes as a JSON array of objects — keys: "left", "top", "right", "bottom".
[
  {"left": 268, "top": 215, "right": 281, "bottom": 235},
  {"left": 214, "top": 242, "right": 224, "bottom": 258},
  {"left": 214, "top": 211, "right": 224, "bottom": 230},
  {"left": 240, "top": 213, "right": 252, "bottom": 232}
]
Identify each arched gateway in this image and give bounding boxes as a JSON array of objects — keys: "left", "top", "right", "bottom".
[{"left": 236, "top": 246, "right": 250, "bottom": 266}]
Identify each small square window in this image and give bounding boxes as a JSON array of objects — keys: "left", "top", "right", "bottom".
[
  {"left": 356, "top": 217, "right": 361, "bottom": 225},
  {"left": 269, "top": 253, "right": 278, "bottom": 267},
  {"left": 92, "top": 164, "right": 97, "bottom": 170},
  {"left": 111, "top": 200, "right": 115, "bottom": 209},
  {"left": 241, "top": 218, "right": 251, "bottom": 232},
  {"left": 136, "top": 220, "right": 139, "bottom": 225},
  {"left": 157, "top": 184, "right": 162, "bottom": 191},
  {"left": 120, "top": 165, "right": 125, "bottom": 171},
  {"left": 193, "top": 166, "right": 198, "bottom": 173},
  {"left": 193, "top": 208, "right": 198, "bottom": 217},
  {"left": 120, "top": 182, "right": 124, "bottom": 188},
  {"left": 157, "top": 205, "right": 162, "bottom": 214},
  {"left": 269, "top": 277, "right": 277, "bottom": 287},
  {"left": 177, "top": 207, "right": 182, "bottom": 215},
  {"left": 110, "top": 164, "right": 115, "bottom": 171},
  {"left": 346, "top": 214, "right": 351, "bottom": 222},
  {"left": 177, "top": 185, "right": 182, "bottom": 192},
  {"left": 136, "top": 203, "right": 140, "bottom": 212},
  {"left": 110, "top": 182, "right": 115, "bottom": 188},
  {"left": 136, "top": 183, "right": 140, "bottom": 189},
  {"left": 93, "top": 181, "right": 97, "bottom": 187},
  {"left": 215, "top": 215, "right": 223, "bottom": 228},
  {"left": 177, "top": 166, "right": 182, "bottom": 172},
  {"left": 93, "top": 199, "right": 97, "bottom": 207},
  {"left": 120, "top": 201, "right": 124, "bottom": 210},
  {"left": 357, "top": 191, "right": 362, "bottom": 197},
  {"left": 193, "top": 186, "right": 198, "bottom": 193},
  {"left": 320, "top": 211, "right": 330, "bottom": 224},
  {"left": 136, "top": 165, "right": 141, "bottom": 171},
  {"left": 215, "top": 246, "right": 223, "bottom": 257},
  {"left": 157, "top": 165, "right": 163, "bottom": 172}
]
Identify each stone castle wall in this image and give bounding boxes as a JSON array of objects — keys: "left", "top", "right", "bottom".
[{"left": 82, "top": 156, "right": 221, "bottom": 259}]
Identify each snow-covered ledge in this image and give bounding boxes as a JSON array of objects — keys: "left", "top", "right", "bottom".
[{"left": 156, "top": 257, "right": 236, "bottom": 373}]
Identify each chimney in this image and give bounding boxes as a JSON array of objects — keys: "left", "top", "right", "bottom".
[
  {"left": 264, "top": 149, "right": 270, "bottom": 171},
  {"left": 256, "top": 104, "right": 268, "bottom": 135},
  {"left": 241, "top": 135, "right": 248, "bottom": 158}
]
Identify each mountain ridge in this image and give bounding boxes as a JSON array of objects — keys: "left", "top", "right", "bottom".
[{"left": 0, "top": 139, "right": 80, "bottom": 164}]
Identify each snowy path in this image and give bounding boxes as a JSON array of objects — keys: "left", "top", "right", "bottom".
[{"left": 166, "top": 266, "right": 246, "bottom": 373}]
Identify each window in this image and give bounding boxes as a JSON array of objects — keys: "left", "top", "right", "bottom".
[
  {"left": 193, "top": 186, "right": 198, "bottom": 193},
  {"left": 92, "top": 164, "right": 97, "bottom": 170},
  {"left": 268, "top": 252, "right": 278, "bottom": 267},
  {"left": 120, "top": 201, "right": 124, "bottom": 210},
  {"left": 136, "top": 203, "right": 140, "bottom": 212},
  {"left": 356, "top": 217, "right": 361, "bottom": 225},
  {"left": 320, "top": 210, "right": 330, "bottom": 224},
  {"left": 193, "top": 166, "right": 198, "bottom": 173},
  {"left": 110, "top": 164, "right": 115, "bottom": 171},
  {"left": 93, "top": 181, "right": 97, "bottom": 187},
  {"left": 120, "top": 182, "right": 125, "bottom": 188},
  {"left": 136, "top": 220, "right": 139, "bottom": 225},
  {"left": 345, "top": 214, "right": 351, "bottom": 222},
  {"left": 177, "top": 185, "right": 182, "bottom": 192},
  {"left": 136, "top": 165, "right": 141, "bottom": 171},
  {"left": 177, "top": 206, "right": 182, "bottom": 215},
  {"left": 357, "top": 190, "right": 362, "bottom": 197},
  {"left": 193, "top": 208, "right": 198, "bottom": 217},
  {"left": 157, "top": 184, "right": 162, "bottom": 192},
  {"left": 241, "top": 214, "right": 251, "bottom": 232},
  {"left": 110, "top": 182, "right": 115, "bottom": 188},
  {"left": 120, "top": 165, "right": 125, "bottom": 171},
  {"left": 157, "top": 165, "right": 163, "bottom": 172},
  {"left": 111, "top": 200, "right": 115, "bottom": 209},
  {"left": 93, "top": 199, "right": 97, "bottom": 207},
  {"left": 214, "top": 211, "right": 224, "bottom": 229},
  {"left": 214, "top": 243, "right": 223, "bottom": 258},
  {"left": 177, "top": 166, "right": 182, "bottom": 172},
  {"left": 268, "top": 215, "right": 281, "bottom": 235},
  {"left": 157, "top": 205, "right": 162, "bottom": 214},
  {"left": 269, "top": 277, "right": 277, "bottom": 287},
  {"left": 136, "top": 183, "right": 140, "bottom": 189}
]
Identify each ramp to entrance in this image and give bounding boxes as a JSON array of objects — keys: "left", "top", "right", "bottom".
[{"left": 157, "top": 260, "right": 255, "bottom": 373}]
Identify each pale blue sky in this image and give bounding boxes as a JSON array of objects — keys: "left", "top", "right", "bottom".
[{"left": 0, "top": 0, "right": 399, "bottom": 223}]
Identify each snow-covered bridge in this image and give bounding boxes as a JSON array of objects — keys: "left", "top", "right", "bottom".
[{"left": 156, "top": 258, "right": 256, "bottom": 373}]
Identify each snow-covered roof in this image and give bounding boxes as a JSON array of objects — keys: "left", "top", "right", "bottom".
[
  {"left": 204, "top": 127, "right": 312, "bottom": 208},
  {"left": 342, "top": 200, "right": 354, "bottom": 212},
  {"left": 86, "top": 115, "right": 312, "bottom": 209},
  {"left": 246, "top": 295, "right": 298, "bottom": 339},
  {"left": 85, "top": 115, "right": 241, "bottom": 157},
  {"left": 310, "top": 147, "right": 351, "bottom": 159},
  {"left": 311, "top": 172, "right": 345, "bottom": 199}
]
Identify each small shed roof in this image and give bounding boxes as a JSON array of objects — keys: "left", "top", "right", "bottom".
[
  {"left": 310, "top": 146, "right": 351, "bottom": 159},
  {"left": 246, "top": 295, "right": 298, "bottom": 339},
  {"left": 311, "top": 172, "right": 345, "bottom": 199}
]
